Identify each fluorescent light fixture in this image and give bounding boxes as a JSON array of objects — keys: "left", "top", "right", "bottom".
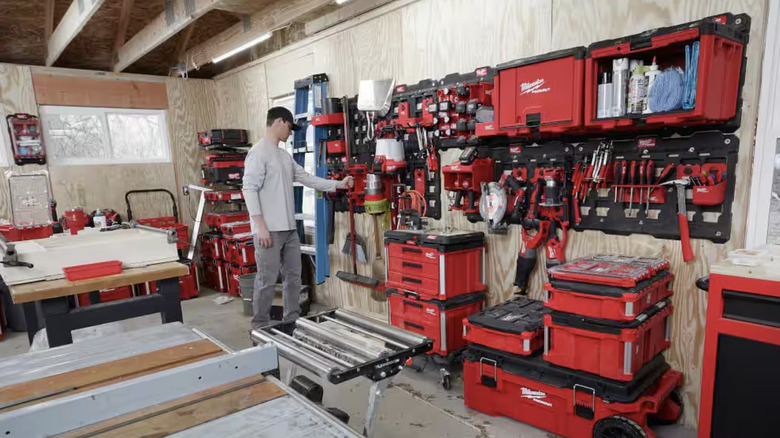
[
  {"left": 335, "top": 0, "right": 352, "bottom": 4},
  {"left": 212, "top": 32, "right": 273, "bottom": 63}
]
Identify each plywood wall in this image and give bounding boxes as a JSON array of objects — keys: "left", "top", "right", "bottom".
[{"left": 212, "top": 0, "right": 767, "bottom": 427}]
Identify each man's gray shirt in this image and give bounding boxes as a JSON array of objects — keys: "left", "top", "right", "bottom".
[{"left": 242, "top": 138, "right": 338, "bottom": 232}]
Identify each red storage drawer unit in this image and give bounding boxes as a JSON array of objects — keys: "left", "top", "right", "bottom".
[
  {"left": 227, "top": 264, "right": 257, "bottom": 297},
  {"left": 223, "top": 233, "right": 256, "bottom": 267},
  {"left": 493, "top": 47, "right": 586, "bottom": 136},
  {"left": 201, "top": 232, "right": 223, "bottom": 260},
  {"left": 463, "top": 297, "right": 548, "bottom": 356},
  {"left": 221, "top": 221, "right": 251, "bottom": 237},
  {"left": 464, "top": 344, "right": 682, "bottom": 438},
  {"left": 545, "top": 270, "right": 674, "bottom": 321},
  {"left": 205, "top": 211, "right": 249, "bottom": 229},
  {"left": 203, "top": 258, "right": 227, "bottom": 292},
  {"left": 584, "top": 13, "right": 749, "bottom": 133},
  {"left": 384, "top": 229, "right": 485, "bottom": 300},
  {"left": 77, "top": 286, "right": 133, "bottom": 307},
  {"left": 544, "top": 300, "right": 672, "bottom": 381},
  {"left": 387, "top": 289, "right": 484, "bottom": 357},
  {"left": 205, "top": 190, "right": 244, "bottom": 204}
]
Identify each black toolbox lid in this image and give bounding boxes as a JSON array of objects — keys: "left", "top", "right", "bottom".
[
  {"left": 384, "top": 229, "right": 485, "bottom": 251},
  {"left": 550, "top": 299, "right": 671, "bottom": 335},
  {"left": 466, "top": 297, "right": 549, "bottom": 334},
  {"left": 464, "top": 344, "right": 669, "bottom": 404},
  {"left": 549, "top": 270, "right": 673, "bottom": 298},
  {"left": 496, "top": 47, "right": 586, "bottom": 72},
  {"left": 386, "top": 288, "right": 485, "bottom": 310}
]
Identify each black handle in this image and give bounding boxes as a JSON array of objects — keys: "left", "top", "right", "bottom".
[
  {"left": 404, "top": 321, "right": 425, "bottom": 330},
  {"left": 402, "top": 276, "right": 423, "bottom": 284},
  {"left": 402, "top": 262, "right": 423, "bottom": 269},
  {"left": 125, "top": 189, "right": 179, "bottom": 221},
  {"left": 401, "top": 247, "right": 422, "bottom": 254},
  {"left": 404, "top": 300, "right": 423, "bottom": 308},
  {"left": 453, "top": 191, "right": 463, "bottom": 208},
  {"left": 696, "top": 275, "right": 710, "bottom": 291}
]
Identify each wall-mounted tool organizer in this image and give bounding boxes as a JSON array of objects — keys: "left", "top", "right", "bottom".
[
  {"left": 571, "top": 132, "right": 737, "bottom": 243},
  {"left": 584, "top": 13, "right": 750, "bottom": 135},
  {"left": 434, "top": 67, "right": 495, "bottom": 149},
  {"left": 442, "top": 146, "right": 495, "bottom": 223},
  {"left": 7, "top": 114, "right": 46, "bottom": 165}
]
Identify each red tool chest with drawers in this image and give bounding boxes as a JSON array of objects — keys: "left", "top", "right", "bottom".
[
  {"left": 221, "top": 221, "right": 251, "bottom": 237},
  {"left": 387, "top": 289, "right": 484, "bottom": 357},
  {"left": 464, "top": 345, "right": 682, "bottom": 438},
  {"left": 544, "top": 300, "right": 672, "bottom": 381},
  {"left": 463, "top": 297, "right": 549, "bottom": 356},
  {"left": 384, "top": 229, "right": 485, "bottom": 300},
  {"left": 493, "top": 47, "right": 586, "bottom": 136}
]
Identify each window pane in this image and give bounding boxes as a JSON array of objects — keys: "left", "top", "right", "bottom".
[
  {"left": 43, "top": 114, "right": 106, "bottom": 160},
  {"left": 767, "top": 139, "right": 780, "bottom": 245},
  {"left": 107, "top": 114, "right": 166, "bottom": 160}
]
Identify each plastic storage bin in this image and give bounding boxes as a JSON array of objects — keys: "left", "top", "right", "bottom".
[{"left": 463, "top": 297, "right": 548, "bottom": 355}]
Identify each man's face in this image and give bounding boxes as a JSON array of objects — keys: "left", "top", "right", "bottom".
[{"left": 275, "top": 118, "right": 293, "bottom": 142}]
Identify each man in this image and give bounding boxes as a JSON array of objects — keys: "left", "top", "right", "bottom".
[{"left": 242, "top": 107, "right": 353, "bottom": 329}]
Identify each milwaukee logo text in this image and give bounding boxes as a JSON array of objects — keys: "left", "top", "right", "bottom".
[
  {"left": 521, "top": 387, "right": 553, "bottom": 406},
  {"left": 520, "top": 79, "right": 551, "bottom": 95}
]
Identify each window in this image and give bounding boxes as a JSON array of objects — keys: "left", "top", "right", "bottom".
[{"left": 39, "top": 106, "right": 170, "bottom": 165}]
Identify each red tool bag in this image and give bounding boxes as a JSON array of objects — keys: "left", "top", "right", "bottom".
[
  {"left": 220, "top": 220, "right": 251, "bottom": 237},
  {"left": 223, "top": 233, "right": 255, "bottom": 267},
  {"left": 77, "top": 286, "right": 133, "bottom": 307},
  {"left": 545, "top": 270, "right": 674, "bottom": 321},
  {"left": 387, "top": 289, "right": 484, "bottom": 357},
  {"left": 464, "top": 344, "right": 682, "bottom": 438},
  {"left": 463, "top": 297, "right": 548, "bottom": 356},
  {"left": 544, "top": 300, "right": 672, "bottom": 381},
  {"left": 226, "top": 264, "right": 257, "bottom": 297},
  {"left": 205, "top": 211, "right": 249, "bottom": 229},
  {"left": 384, "top": 229, "right": 485, "bottom": 300},
  {"left": 125, "top": 189, "right": 189, "bottom": 251},
  {"left": 202, "top": 258, "right": 227, "bottom": 292}
]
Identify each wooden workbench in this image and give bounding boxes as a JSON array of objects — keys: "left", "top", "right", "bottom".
[{"left": 9, "top": 261, "right": 188, "bottom": 347}]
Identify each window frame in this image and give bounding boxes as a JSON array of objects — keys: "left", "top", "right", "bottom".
[
  {"left": 39, "top": 105, "right": 172, "bottom": 166},
  {"left": 0, "top": 113, "right": 9, "bottom": 167}
]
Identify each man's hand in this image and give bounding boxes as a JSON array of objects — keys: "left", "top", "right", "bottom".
[
  {"left": 252, "top": 215, "right": 273, "bottom": 249},
  {"left": 337, "top": 175, "right": 355, "bottom": 190}
]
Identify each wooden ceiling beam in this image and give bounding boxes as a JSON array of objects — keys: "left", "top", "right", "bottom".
[
  {"left": 175, "top": 23, "right": 196, "bottom": 62},
  {"left": 44, "top": 0, "right": 55, "bottom": 43},
  {"left": 179, "top": 0, "right": 331, "bottom": 71},
  {"left": 214, "top": 0, "right": 275, "bottom": 15},
  {"left": 306, "top": 0, "right": 394, "bottom": 36},
  {"left": 113, "top": 0, "right": 220, "bottom": 72},
  {"left": 46, "top": 0, "right": 108, "bottom": 66},
  {"left": 113, "top": 0, "right": 135, "bottom": 63}
]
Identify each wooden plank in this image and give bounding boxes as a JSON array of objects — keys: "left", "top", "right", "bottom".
[
  {"left": 305, "top": 0, "right": 395, "bottom": 36},
  {"left": 176, "top": 23, "right": 197, "bottom": 63},
  {"left": 10, "top": 262, "right": 189, "bottom": 304},
  {"left": 56, "top": 376, "right": 285, "bottom": 438},
  {"left": 47, "top": 0, "right": 108, "bottom": 66},
  {"left": 215, "top": 0, "right": 277, "bottom": 15},
  {"left": 180, "top": 0, "right": 331, "bottom": 72},
  {"left": 113, "top": 0, "right": 135, "bottom": 63},
  {"left": 114, "top": 0, "right": 220, "bottom": 72},
  {"left": 0, "top": 339, "right": 224, "bottom": 412},
  {"left": 44, "top": 0, "right": 56, "bottom": 45},
  {"left": 32, "top": 74, "right": 169, "bottom": 109}
]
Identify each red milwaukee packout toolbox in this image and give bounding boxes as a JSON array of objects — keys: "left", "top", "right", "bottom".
[
  {"left": 77, "top": 286, "right": 133, "bottom": 307},
  {"left": 0, "top": 224, "right": 53, "bottom": 241},
  {"left": 202, "top": 258, "right": 227, "bottom": 292},
  {"left": 205, "top": 190, "right": 244, "bottom": 203},
  {"left": 135, "top": 259, "right": 198, "bottom": 300},
  {"left": 198, "top": 129, "right": 249, "bottom": 147},
  {"left": 137, "top": 217, "right": 189, "bottom": 251},
  {"left": 221, "top": 220, "right": 251, "bottom": 237},
  {"left": 584, "top": 13, "right": 750, "bottom": 133},
  {"left": 463, "top": 297, "right": 549, "bottom": 356},
  {"left": 204, "top": 153, "right": 247, "bottom": 167},
  {"left": 547, "top": 254, "right": 669, "bottom": 288},
  {"left": 201, "top": 165, "right": 244, "bottom": 185},
  {"left": 384, "top": 229, "right": 485, "bottom": 300},
  {"left": 223, "top": 232, "right": 255, "bottom": 267},
  {"left": 387, "top": 289, "right": 484, "bottom": 357},
  {"left": 205, "top": 211, "right": 249, "bottom": 229},
  {"left": 200, "top": 231, "right": 222, "bottom": 260},
  {"left": 464, "top": 344, "right": 683, "bottom": 438},
  {"left": 545, "top": 270, "right": 674, "bottom": 321},
  {"left": 492, "top": 47, "right": 586, "bottom": 137},
  {"left": 226, "top": 263, "right": 257, "bottom": 297},
  {"left": 544, "top": 300, "right": 672, "bottom": 381}
]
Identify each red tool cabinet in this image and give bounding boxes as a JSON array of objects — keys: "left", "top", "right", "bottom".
[
  {"left": 545, "top": 270, "right": 674, "bottom": 321},
  {"left": 464, "top": 345, "right": 682, "bottom": 438},
  {"left": 584, "top": 14, "right": 749, "bottom": 132},
  {"left": 387, "top": 289, "right": 484, "bottom": 357},
  {"left": 544, "top": 300, "right": 672, "bottom": 381},
  {"left": 384, "top": 229, "right": 485, "bottom": 300},
  {"left": 463, "top": 297, "right": 548, "bottom": 356},
  {"left": 698, "top": 268, "right": 780, "bottom": 438},
  {"left": 493, "top": 47, "right": 586, "bottom": 136}
]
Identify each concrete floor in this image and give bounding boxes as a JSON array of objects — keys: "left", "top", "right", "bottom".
[{"left": 0, "top": 288, "right": 695, "bottom": 438}]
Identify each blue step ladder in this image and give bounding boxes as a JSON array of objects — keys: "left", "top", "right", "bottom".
[{"left": 292, "top": 74, "right": 330, "bottom": 284}]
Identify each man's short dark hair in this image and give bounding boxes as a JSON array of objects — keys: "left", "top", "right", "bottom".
[{"left": 266, "top": 106, "right": 301, "bottom": 130}]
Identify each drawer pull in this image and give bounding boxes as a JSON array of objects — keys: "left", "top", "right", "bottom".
[
  {"left": 404, "top": 321, "right": 425, "bottom": 330},
  {"left": 403, "top": 262, "right": 423, "bottom": 269},
  {"left": 404, "top": 300, "right": 423, "bottom": 308},
  {"left": 401, "top": 247, "right": 422, "bottom": 254},
  {"left": 402, "top": 276, "right": 423, "bottom": 284}
]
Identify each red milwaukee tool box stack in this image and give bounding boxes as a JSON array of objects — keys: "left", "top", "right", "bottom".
[
  {"left": 463, "top": 344, "right": 682, "bottom": 438},
  {"left": 384, "top": 229, "right": 485, "bottom": 300},
  {"left": 135, "top": 259, "right": 199, "bottom": 300},
  {"left": 220, "top": 220, "right": 251, "bottom": 237},
  {"left": 489, "top": 47, "right": 586, "bottom": 138},
  {"left": 463, "top": 297, "right": 549, "bottom": 356},
  {"left": 387, "top": 289, "right": 484, "bottom": 357},
  {"left": 584, "top": 13, "right": 749, "bottom": 133},
  {"left": 200, "top": 231, "right": 223, "bottom": 260},
  {"left": 203, "top": 257, "right": 228, "bottom": 293},
  {"left": 204, "top": 190, "right": 244, "bottom": 204},
  {"left": 205, "top": 211, "right": 249, "bottom": 229},
  {"left": 222, "top": 232, "right": 255, "bottom": 267},
  {"left": 198, "top": 129, "right": 249, "bottom": 147}
]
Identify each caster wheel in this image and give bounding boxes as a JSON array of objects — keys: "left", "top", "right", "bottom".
[
  {"left": 649, "top": 389, "right": 683, "bottom": 426},
  {"left": 441, "top": 374, "right": 452, "bottom": 390},
  {"left": 593, "top": 416, "right": 648, "bottom": 438}
]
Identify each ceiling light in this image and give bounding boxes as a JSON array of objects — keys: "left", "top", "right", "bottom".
[
  {"left": 212, "top": 32, "right": 273, "bottom": 64},
  {"left": 335, "top": 0, "right": 352, "bottom": 4}
]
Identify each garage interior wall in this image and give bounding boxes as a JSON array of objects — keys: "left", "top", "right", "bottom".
[{"left": 208, "top": 0, "right": 769, "bottom": 428}]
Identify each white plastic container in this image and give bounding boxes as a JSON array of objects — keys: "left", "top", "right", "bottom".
[
  {"left": 611, "top": 58, "right": 629, "bottom": 117},
  {"left": 597, "top": 72, "right": 613, "bottom": 119},
  {"left": 627, "top": 67, "right": 647, "bottom": 114},
  {"left": 643, "top": 58, "right": 661, "bottom": 114}
]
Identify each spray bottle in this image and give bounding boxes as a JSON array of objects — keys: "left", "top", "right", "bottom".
[
  {"left": 597, "top": 72, "right": 613, "bottom": 118},
  {"left": 612, "top": 58, "right": 629, "bottom": 117},
  {"left": 643, "top": 57, "right": 661, "bottom": 114},
  {"left": 628, "top": 65, "right": 648, "bottom": 114}
]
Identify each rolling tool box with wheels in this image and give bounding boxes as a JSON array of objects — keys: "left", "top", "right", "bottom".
[
  {"left": 125, "top": 189, "right": 189, "bottom": 252},
  {"left": 384, "top": 229, "right": 486, "bottom": 300},
  {"left": 387, "top": 289, "right": 484, "bottom": 358},
  {"left": 544, "top": 299, "right": 672, "bottom": 381},
  {"left": 463, "top": 297, "right": 549, "bottom": 356},
  {"left": 464, "top": 344, "right": 683, "bottom": 438}
]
